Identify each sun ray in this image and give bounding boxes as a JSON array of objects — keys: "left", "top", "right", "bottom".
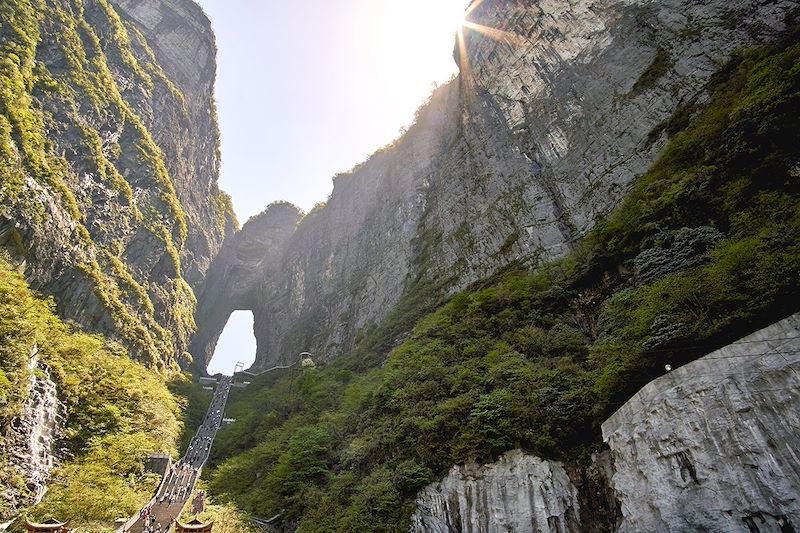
[
  {"left": 456, "top": 24, "right": 473, "bottom": 85},
  {"left": 456, "top": 5, "right": 535, "bottom": 104},
  {"left": 457, "top": 16, "right": 529, "bottom": 83},
  {"left": 464, "top": 0, "right": 486, "bottom": 19},
  {"left": 462, "top": 20, "right": 528, "bottom": 46}
]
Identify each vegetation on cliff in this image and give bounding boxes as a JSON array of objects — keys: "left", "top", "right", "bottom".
[
  {"left": 0, "top": 256, "right": 180, "bottom": 528},
  {"left": 0, "top": 0, "right": 234, "bottom": 368},
  {"left": 178, "top": 482, "right": 259, "bottom": 533},
  {"left": 0, "top": 256, "right": 252, "bottom": 531},
  {"left": 207, "top": 23, "right": 800, "bottom": 531}
]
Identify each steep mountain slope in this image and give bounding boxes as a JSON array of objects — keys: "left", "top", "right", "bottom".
[
  {"left": 205, "top": 5, "right": 800, "bottom": 532},
  {"left": 0, "top": 257, "right": 183, "bottom": 525},
  {"left": 0, "top": 255, "right": 258, "bottom": 530},
  {"left": 0, "top": 0, "right": 241, "bottom": 526},
  {"left": 409, "top": 315, "right": 800, "bottom": 531},
  {"left": 0, "top": 0, "right": 236, "bottom": 369},
  {"left": 193, "top": 0, "right": 797, "bottom": 372}
]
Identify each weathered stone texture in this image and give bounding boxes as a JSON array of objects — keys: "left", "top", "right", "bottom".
[
  {"left": 412, "top": 314, "right": 800, "bottom": 532},
  {"left": 111, "top": 0, "right": 232, "bottom": 286},
  {"left": 410, "top": 448, "right": 622, "bottom": 532},
  {"left": 411, "top": 450, "right": 582, "bottom": 533},
  {"left": 602, "top": 313, "right": 800, "bottom": 533},
  {"left": 190, "top": 203, "right": 301, "bottom": 373},
  {"left": 194, "top": 0, "right": 797, "bottom": 370}
]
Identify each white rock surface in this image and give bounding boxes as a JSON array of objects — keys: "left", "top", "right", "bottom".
[
  {"left": 412, "top": 315, "right": 800, "bottom": 532},
  {"left": 602, "top": 313, "right": 800, "bottom": 532},
  {"left": 410, "top": 450, "right": 581, "bottom": 533}
]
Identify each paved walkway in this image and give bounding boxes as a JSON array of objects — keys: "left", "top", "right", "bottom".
[{"left": 118, "top": 375, "right": 232, "bottom": 533}]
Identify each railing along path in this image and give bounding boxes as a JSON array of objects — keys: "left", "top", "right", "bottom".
[{"left": 117, "top": 375, "right": 232, "bottom": 533}]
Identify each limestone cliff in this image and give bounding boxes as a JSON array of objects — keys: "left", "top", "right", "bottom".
[
  {"left": 602, "top": 313, "right": 800, "bottom": 532},
  {"left": 193, "top": 0, "right": 797, "bottom": 371},
  {"left": 190, "top": 203, "right": 301, "bottom": 374},
  {"left": 410, "top": 450, "right": 618, "bottom": 533},
  {"left": 411, "top": 314, "right": 800, "bottom": 532},
  {"left": 0, "top": 0, "right": 235, "bottom": 368}
]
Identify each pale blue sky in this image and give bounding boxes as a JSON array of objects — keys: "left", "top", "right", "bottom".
[
  {"left": 201, "top": 0, "right": 467, "bottom": 374},
  {"left": 208, "top": 310, "right": 255, "bottom": 375}
]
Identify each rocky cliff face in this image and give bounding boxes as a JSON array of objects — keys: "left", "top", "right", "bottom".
[
  {"left": 0, "top": 0, "right": 235, "bottom": 368},
  {"left": 602, "top": 313, "right": 800, "bottom": 532},
  {"left": 410, "top": 450, "right": 619, "bottom": 533},
  {"left": 411, "top": 313, "right": 800, "bottom": 533},
  {"left": 190, "top": 203, "right": 301, "bottom": 373},
  {"left": 193, "top": 0, "right": 797, "bottom": 371},
  {"left": 109, "top": 0, "right": 237, "bottom": 287}
]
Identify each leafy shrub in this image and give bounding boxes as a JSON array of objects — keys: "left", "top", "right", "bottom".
[{"left": 0, "top": 258, "right": 184, "bottom": 529}]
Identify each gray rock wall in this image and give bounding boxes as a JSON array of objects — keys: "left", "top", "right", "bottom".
[
  {"left": 602, "top": 313, "right": 800, "bottom": 533},
  {"left": 410, "top": 450, "right": 582, "bottom": 533},
  {"left": 410, "top": 450, "right": 620, "bottom": 533},
  {"left": 111, "top": 0, "right": 232, "bottom": 285},
  {"left": 412, "top": 314, "right": 800, "bottom": 532},
  {"left": 193, "top": 0, "right": 797, "bottom": 370},
  {"left": 190, "top": 203, "right": 301, "bottom": 374}
]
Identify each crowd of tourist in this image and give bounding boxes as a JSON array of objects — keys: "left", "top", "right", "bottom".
[
  {"left": 158, "top": 376, "right": 231, "bottom": 503},
  {"left": 122, "top": 375, "right": 232, "bottom": 532},
  {"left": 138, "top": 505, "right": 166, "bottom": 533}
]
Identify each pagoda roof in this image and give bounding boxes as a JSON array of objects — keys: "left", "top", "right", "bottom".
[
  {"left": 25, "top": 519, "right": 68, "bottom": 531},
  {"left": 175, "top": 519, "right": 213, "bottom": 532}
]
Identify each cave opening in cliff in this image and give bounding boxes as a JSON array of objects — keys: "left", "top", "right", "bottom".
[{"left": 208, "top": 310, "right": 256, "bottom": 376}]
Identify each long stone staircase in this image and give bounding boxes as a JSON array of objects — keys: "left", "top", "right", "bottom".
[{"left": 117, "top": 375, "right": 232, "bottom": 533}]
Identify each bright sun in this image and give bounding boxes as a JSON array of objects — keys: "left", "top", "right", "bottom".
[
  {"left": 348, "top": 0, "right": 471, "bottom": 152},
  {"left": 371, "top": 0, "right": 469, "bottom": 90}
]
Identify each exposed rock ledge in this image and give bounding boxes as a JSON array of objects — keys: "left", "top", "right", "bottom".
[
  {"left": 412, "top": 313, "right": 800, "bottom": 532},
  {"left": 410, "top": 451, "right": 581, "bottom": 533},
  {"left": 411, "top": 449, "right": 619, "bottom": 532},
  {"left": 602, "top": 313, "right": 800, "bottom": 532}
]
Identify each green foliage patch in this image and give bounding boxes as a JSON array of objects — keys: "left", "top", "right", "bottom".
[
  {"left": 630, "top": 47, "right": 673, "bottom": 95},
  {"left": 169, "top": 375, "right": 213, "bottom": 453},
  {"left": 0, "top": 257, "right": 184, "bottom": 529}
]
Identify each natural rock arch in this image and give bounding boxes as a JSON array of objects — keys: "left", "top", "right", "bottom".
[{"left": 189, "top": 203, "right": 301, "bottom": 374}]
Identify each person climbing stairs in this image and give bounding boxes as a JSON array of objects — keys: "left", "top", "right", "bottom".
[{"left": 117, "top": 376, "right": 232, "bottom": 533}]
